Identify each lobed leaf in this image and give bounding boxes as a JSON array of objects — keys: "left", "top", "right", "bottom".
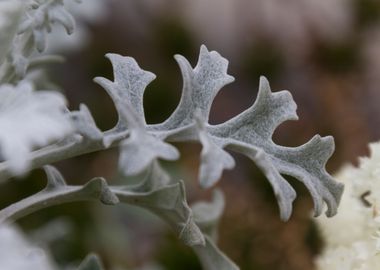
[
  {"left": 152, "top": 45, "right": 234, "bottom": 131},
  {"left": 95, "top": 54, "right": 179, "bottom": 175},
  {"left": 94, "top": 53, "right": 156, "bottom": 127},
  {"left": 94, "top": 45, "right": 343, "bottom": 220},
  {"left": 209, "top": 77, "right": 343, "bottom": 220}
]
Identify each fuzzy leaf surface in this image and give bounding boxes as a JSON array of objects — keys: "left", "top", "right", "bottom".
[
  {"left": 94, "top": 45, "right": 343, "bottom": 220},
  {"left": 95, "top": 54, "right": 179, "bottom": 175},
  {"left": 148, "top": 47, "right": 342, "bottom": 220},
  {"left": 209, "top": 77, "right": 343, "bottom": 220}
]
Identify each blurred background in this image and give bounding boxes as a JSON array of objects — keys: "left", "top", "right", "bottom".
[{"left": 3, "top": 0, "right": 380, "bottom": 269}]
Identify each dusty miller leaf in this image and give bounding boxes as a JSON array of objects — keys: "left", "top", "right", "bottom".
[
  {"left": 94, "top": 53, "right": 156, "bottom": 127},
  {"left": 0, "top": 166, "right": 204, "bottom": 247},
  {"left": 0, "top": 81, "right": 73, "bottom": 175},
  {"left": 93, "top": 45, "right": 342, "bottom": 220},
  {"left": 153, "top": 45, "right": 234, "bottom": 129},
  {"left": 94, "top": 54, "right": 179, "bottom": 176},
  {"left": 209, "top": 77, "right": 343, "bottom": 220},
  {"left": 146, "top": 47, "right": 343, "bottom": 220}
]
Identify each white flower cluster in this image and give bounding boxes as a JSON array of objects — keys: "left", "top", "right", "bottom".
[{"left": 316, "top": 142, "right": 380, "bottom": 270}]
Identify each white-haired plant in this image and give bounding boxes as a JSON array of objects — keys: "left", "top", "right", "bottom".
[{"left": 0, "top": 1, "right": 344, "bottom": 269}]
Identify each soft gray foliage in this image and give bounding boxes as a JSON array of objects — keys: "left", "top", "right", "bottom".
[
  {"left": 213, "top": 77, "right": 343, "bottom": 220},
  {"left": 0, "top": 81, "right": 72, "bottom": 174},
  {"left": 0, "top": 0, "right": 76, "bottom": 175},
  {"left": 0, "top": 0, "right": 74, "bottom": 83},
  {"left": 94, "top": 54, "right": 180, "bottom": 175},
  {"left": 0, "top": 1, "right": 344, "bottom": 269},
  {"left": 96, "top": 45, "right": 343, "bottom": 221},
  {"left": 0, "top": 165, "right": 205, "bottom": 246}
]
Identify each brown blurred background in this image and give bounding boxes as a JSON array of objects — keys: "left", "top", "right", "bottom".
[{"left": 3, "top": 0, "right": 380, "bottom": 269}]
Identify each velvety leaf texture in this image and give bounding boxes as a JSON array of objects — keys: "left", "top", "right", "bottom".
[
  {"left": 211, "top": 77, "right": 342, "bottom": 220},
  {"left": 95, "top": 45, "right": 343, "bottom": 221}
]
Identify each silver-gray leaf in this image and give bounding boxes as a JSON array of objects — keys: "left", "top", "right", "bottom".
[
  {"left": 110, "top": 46, "right": 343, "bottom": 220},
  {"left": 94, "top": 53, "right": 156, "bottom": 127},
  {"left": 153, "top": 45, "right": 234, "bottom": 130},
  {"left": 95, "top": 53, "right": 180, "bottom": 176},
  {"left": 210, "top": 76, "right": 343, "bottom": 220}
]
